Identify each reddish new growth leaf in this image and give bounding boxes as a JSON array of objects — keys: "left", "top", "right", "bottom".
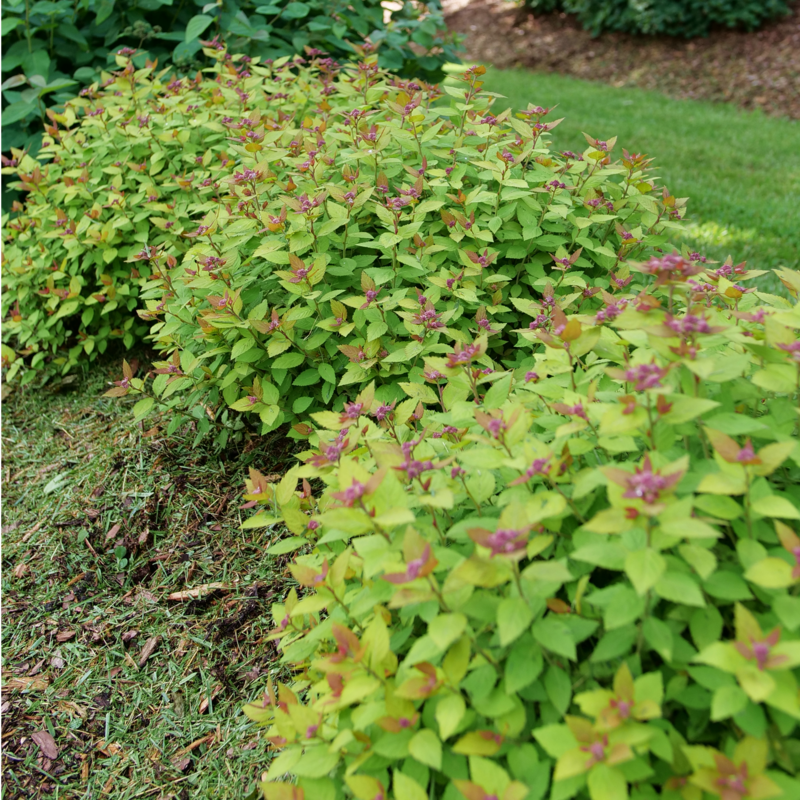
[
  {"left": 561, "top": 715, "right": 634, "bottom": 776},
  {"left": 307, "top": 431, "right": 351, "bottom": 468},
  {"left": 411, "top": 297, "right": 445, "bottom": 332},
  {"left": 263, "top": 206, "right": 287, "bottom": 233},
  {"left": 733, "top": 604, "right": 787, "bottom": 672},
  {"left": 550, "top": 248, "right": 582, "bottom": 272},
  {"left": 464, "top": 249, "right": 497, "bottom": 270},
  {"left": 595, "top": 664, "right": 661, "bottom": 731},
  {"left": 776, "top": 522, "right": 800, "bottom": 580},
  {"left": 104, "top": 359, "right": 135, "bottom": 397},
  {"left": 281, "top": 254, "right": 312, "bottom": 285},
  {"left": 637, "top": 251, "right": 704, "bottom": 286},
  {"left": 551, "top": 402, "right": 588, "bottom": 421},
  {"left": 377, "top": 712, "right": 419, "bottom": 732},
  {"left": 330, "top": 470, "right": 384, "bottom": 508},
  {"left": 705, "top": 429, "right": 762, "bottom": 465},
  {"left": 474, "top": 409, "right": 508, "bottom": 440},
  {"left": 339, "top": 344, "right": 368, "bottom": 363},
  {"left": 327, "top": 624, "right": 365, "bottom": 665},
  {"left": 446, "top": 339, "right": 486, "bottom": 368},
  {"left": 509, "top": 456, "right": 552, "bottom": 485},
  {"left": 594, "top": 290, "right": 629, "bottom": 324},
  {"left": 205, "top": 289, "right": 238, "bottom": 312},
  {"left": 290, "top": 558, "right": 328, "bottom": 588},
  {"left": 152, "top": 351, "right": 184, "bottom": 384},
  {"left": 383, "top": 543, "right": 437, "bottom": 584},
  {"left": 607, "top": 360, "right": 671, "bottom": 391},
  {"left": 394, "top": 662, "right": 440, "bottom": 699},
  {"left": 604, "top": 454, "right": 684, "bottom": 509},
  {"left": 688, "top": 739, "right": 782, "bottom": 800},
  {"left": 242, "top": 468, "right": 276, "bottom": 505},
  {"left": 665, "top": 312, "right": 715, "bottom": 335},
  {"left": 468, "top": 524, "right": 532, "bottom": 560}
]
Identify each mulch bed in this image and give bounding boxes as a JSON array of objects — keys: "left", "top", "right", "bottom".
[{"left": 443, "top": 0, "right": 800, "bottom": 119}]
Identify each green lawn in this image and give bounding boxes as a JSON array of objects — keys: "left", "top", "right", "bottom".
[{"left": 483, "top": 70, "right": 800, "bottom": 275}]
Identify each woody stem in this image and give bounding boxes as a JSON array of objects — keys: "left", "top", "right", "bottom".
[
  {"left": 744, "top": 468, "right": 753, "bottom": 539},
  {"left": 548, "top": 479, "right": 586, "bottom": 524},
  {"left": 645, "top": 394, "right": 657, "bottom": 450}
]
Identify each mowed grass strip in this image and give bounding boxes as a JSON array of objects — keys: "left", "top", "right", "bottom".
[
  {"left": 484, "top": 69, "right": 800, "bottom": 277},
  {"left": 1, "top": 363, "right": 297, "bottom": 799}
]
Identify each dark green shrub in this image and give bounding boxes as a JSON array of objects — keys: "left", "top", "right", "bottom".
[
  {"left": 0, "top": 0, "right": 458, "bottom": 183},
  {"left": 523, "top": 0, "right": 791, "bottom": 38},
  {"left": 4, "top": 46, "right": 681, "bottom": 439},
  {"left": 239, "top": 251, "right": 800, "bottom": 799}
]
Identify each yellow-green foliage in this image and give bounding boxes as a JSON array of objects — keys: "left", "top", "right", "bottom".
[
  {"left": 241, "top": 252, "right": 800, "bottom": 799},
  {"left": 2, "top": 48, "right": 682, "bottom": 447}
]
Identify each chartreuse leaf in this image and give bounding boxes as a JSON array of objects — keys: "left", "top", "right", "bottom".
[
  {"left": 693, "top": 494, "right": 742, "bottom": 520},
  {"left": 544, "top": 665, "right": 571, "bottom": 716},
  {"left": 393, "top": 771, "right": 427, "bottom": 800},
  {"left": 625, "top": 548, "right": 665, "bottom": 595},
  {"left": 660, "top": 396, "right": 720, "bottom": 424},
  {"left": 643, "top": 617, "right": 673, "bottom": 663},
  {"left": 428, "top": 613, "right": 467, "bottom": 651},
  {"left": 241, "top": 513, "right": 281, "bottom": 529},
  {"left": 697, "top": 471, "right": 747, "bottom": 495},
  {"left": 436, "top": 693, "right": 466, "bottom": 741},
  {"left": 591, "top": 625, "right": 637, "bottom": 662},
  {"left": 504, "top": 634, "right": 543, "bottom": 693},
  {"left": 497, "top": 596, "right": 534, "bottom": 646},
  {"left": 655, "top": 572, "right": 705, "bottom": 607},
  {"left": 408, "top": 729, "right": 442, "bottom": 770},
  {"left": 469, "top": 756, "right": 513, "bottom": 795},
  {"left": 533, "top": 617, "right": 577, "bottom": 660},
  {"left": 453, "top": 731, "right": 503, "bottom": 756},
  {"left": 587, "top": 764, "right": 628, "bottom": 800},
  {"left": 751, "top": 496, "right": 800, "bottom": 519},
  {"left": 745, "top": 558, "right": 796, "bottom": 588},
  {"left": 132, "top": 397, "right": 154, "bottom": 421},
  {"left": 483, "top": 373, "right": 512, "bottom": 408},
  {"left": 346, "top": 775, "right": 386, "bottom": 800},
  {"left": 711, "top": 685, "right": 749, "bottom": 720},
  {"left": 678, "top": 544, "right": 717, "bottom": 580},
  {"left": 291, "top": 745, "right": 339, "bottom": 778},
  {"left": 533, "top": 725, "right": 577, "bottom": 758}
]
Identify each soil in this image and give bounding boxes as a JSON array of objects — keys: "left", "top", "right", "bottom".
[{"left": 443, "top": 0, "right": 800, "bottom": 120}]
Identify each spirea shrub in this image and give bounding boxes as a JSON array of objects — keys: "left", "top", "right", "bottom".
[
  {"left": 240, "top": 255, "right": 800, "bottom": 800},
  {"left": 3, "top": 45, "right": 683, "bottom": 442},
  {"left": 523, "top": 0, "right": 791, "bottom": 38}
]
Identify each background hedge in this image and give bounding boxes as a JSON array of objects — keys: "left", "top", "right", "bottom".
[
  {"left": 522, "top": 0, "right": 791, "bottom": 37},
  {"left": 0, "top": 0, "right": 459, "bottom": 210}
]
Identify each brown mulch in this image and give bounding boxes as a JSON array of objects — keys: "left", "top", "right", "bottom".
[{"left": 443, "top": 0, "right": 800, "bottom": 119}]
